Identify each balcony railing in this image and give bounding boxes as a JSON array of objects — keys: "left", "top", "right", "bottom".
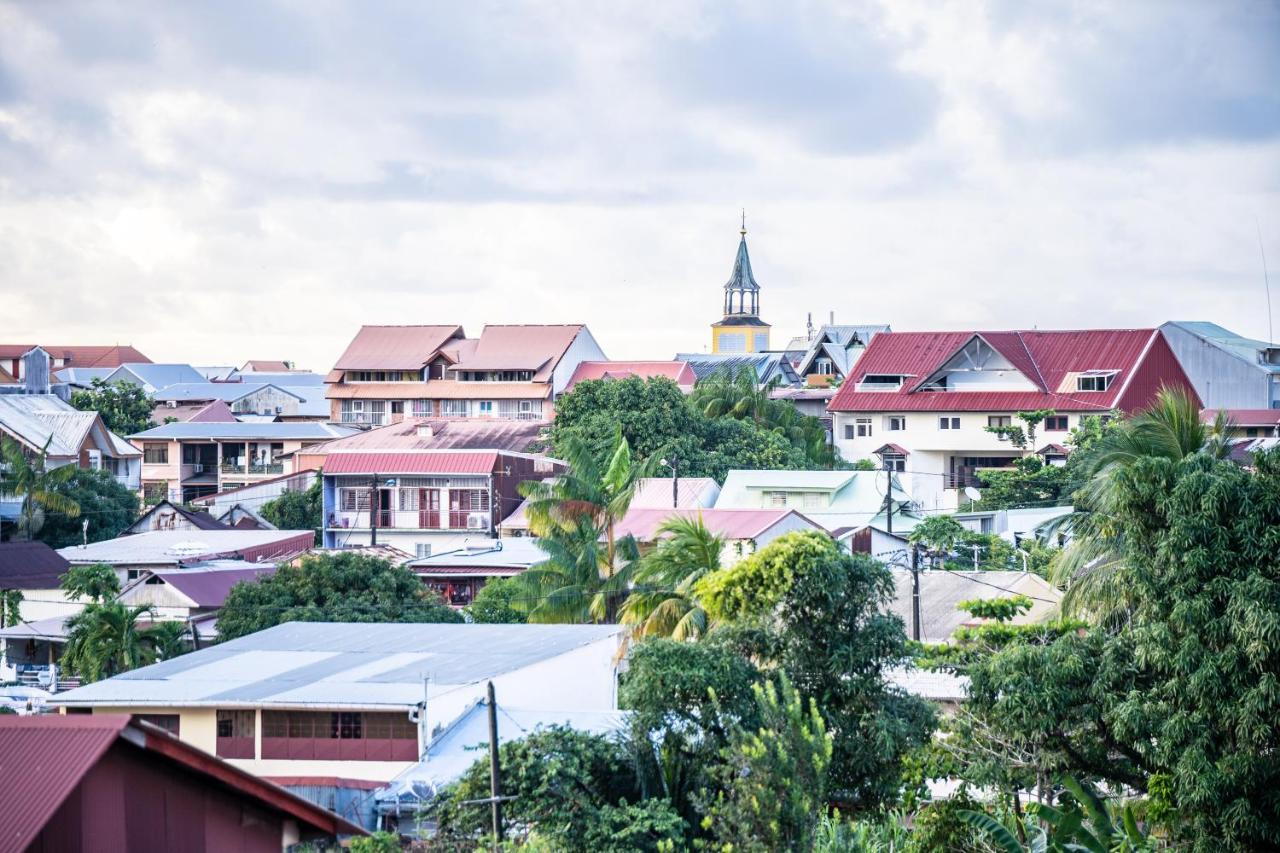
[{"left": 221, "top": 462, "right": 284, "bottom": 475}]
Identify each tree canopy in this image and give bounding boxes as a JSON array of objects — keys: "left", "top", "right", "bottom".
[
  {"left": 216, "top": 551, "right": 461, "bottom": 640},
  {"left": 259, "top": 481, "right": 322, "bottom": 545},
  {"left": 69, "top": 378, "right": 154, "bottom": 436},
  {"left": 36, "top": 468, "right": 139, "bottom": 548}
]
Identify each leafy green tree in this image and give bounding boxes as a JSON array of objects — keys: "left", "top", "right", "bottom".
[
  {"left": 216, "top": 552, "right": 460, "bottom": 640},
  {"left": 975, "top": 456, "right": 1069, "bottom": 510},
  {"left": 0, "top": 589, "right": 23, "bottom": 630},
  {"left": 514, "top": 428, "right": 655, "bottom": 623},
  {"left": 550, "top": 376, "right": 703, "bottom": 470},
  {"left": 35, "top": 468, "right": 140, "bottom": 548},
  {"left": 0, "top": 435, "right": 80, "bottom": 539},
  {"left": 620, "top": 515, "right": 723, "bottom": 640},
  {"left": 620, "top": 637, "right": 764, "bottom": 829},
  {"left": 260, "top": 480, "right": 322, "bottom": 545},
  {"left": 699, "top": 675, "right": 833, "bottom": 853},
  {"left": 698, "top": 531, "right": 936, "bottom": 806},
  {"left": 62, "top": 602, "right": 157, "bottom": 681},
  {"left": 906, "top": 515, "right": 967, "bottom": 569},
  {"left": 145, "top": 620, "right": 191, "bottom": 662},
  {"left": 431, "top": 725, "right": 684, "bottom": 852},
  {"left": 61, "top": 563, "right": 121, "bottom": 603},
  {"left": 688, "top": 416, "right": 808, "bottom": 481},
  {"left": 463, "top": 576, "right": 526, "bottom": 624},
  {"left": 962, "top": 449, "right": 1280, "bottom": 851},
  {"left": 69, "top": 378, "right": 154, "bottom": 436}
]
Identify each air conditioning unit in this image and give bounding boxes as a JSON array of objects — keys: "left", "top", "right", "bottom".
[
  {"left": 466, "top": 513, "right": 488, "bottom": 530},
  {"left": 166, "top": 400, "right": 178, "bottom": 409}
]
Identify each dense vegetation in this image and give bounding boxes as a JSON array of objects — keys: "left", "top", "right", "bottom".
[
  {"left": 36, "top": 468, "right": 140, "bottom": 547},
  {"left": 549, "top": 372, "right": 837, "bottom": 481},
  {"left": 216, "top": 551, "right": 461, "bottom": 640},
  {"left": 260, "top": 480, "right": 323, "bottom": 545},
  {"left": 69, "top": 378, "right": 155, "bottom": 437}
]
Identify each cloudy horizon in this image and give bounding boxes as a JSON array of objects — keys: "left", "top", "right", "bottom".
[{"left": 2, "top": 0, "right": 1278, "bottom": 371}]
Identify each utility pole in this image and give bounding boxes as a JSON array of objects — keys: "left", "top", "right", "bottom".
[
  {"left": 672, "top": 458, "right": 679, "bottom": 509},
  {"left": 882, "top": 462, "right": 894, "bottom": 537},
  {"left": 910, "top": 543, "right": 921, "bottom": 642},
  {"left": 972, "top": 543, "right": 981, "bottom": 569},
  {"left": 370, "top": 473, "right": 378, "bottom": 546},
  {"left": 487, "top": 681, "right": 504, "bottom": 845}
]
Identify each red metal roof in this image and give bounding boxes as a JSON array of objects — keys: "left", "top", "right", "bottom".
[
  {"left": 332, "top": 325, "right": 465, "bottom": 370},
  {"left": 323, "top": 451, "right": 499, "bottom": 474},
  {"left": 830, "top": 329, "right": 1196, "bottom": 414},
  {"left": 0, "top": 344, "right": 151, "bottom": 366},
  {"left": 565, "top": 361, "right": 697, "bottom": 392},
  {"left": 615, "top": 508, "right": 814, "bottom": 541},
  {"left": 1201, "top": 408, "right": 1280, "bottom": 426}
]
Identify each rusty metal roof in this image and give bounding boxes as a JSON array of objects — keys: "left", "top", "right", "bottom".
[
  {"left": 324, "top": 451, "right": 499, "bottom": 475},
  {"left": 332, "top": 325, "right": 465, "bottom": 370},
  {"left": 452, "top": 325, "right": 584, "bottom": 380}
]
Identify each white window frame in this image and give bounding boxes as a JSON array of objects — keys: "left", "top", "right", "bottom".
[
  {"left": 886, "top": 416, "right": 906, "bottom": 432},
  {"left": 939, "top": 417, "right": 960, "bottom": 430},
  {"left": 855, "top": 418, "right": 873, "bottom": 438}
]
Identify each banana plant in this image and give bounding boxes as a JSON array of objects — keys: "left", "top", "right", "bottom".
[{"left": 959, "top": 776, "right": 1157, "bottom": 852}]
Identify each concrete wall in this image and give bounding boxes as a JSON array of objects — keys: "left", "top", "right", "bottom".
[{"left": 551, "top": 327, "right": 608, "bottom": 396}]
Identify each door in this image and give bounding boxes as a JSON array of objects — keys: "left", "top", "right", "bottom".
[
  {"left": 419, "top": 489, "right": 440, "bottom": 529},
  {"left": 377, "top": 488, "right": 394, "bottom": 528}
]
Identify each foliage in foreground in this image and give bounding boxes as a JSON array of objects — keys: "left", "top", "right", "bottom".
[
  {"left": 36, "top": 468, "right": 140, "bottom": 547},
  {"left": 216, "top": 552, "right": 461, "bottom": 640}
]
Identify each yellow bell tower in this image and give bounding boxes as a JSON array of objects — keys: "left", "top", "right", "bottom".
[{"left": 711, "top": 216, "right": 771, "bottom": 353}]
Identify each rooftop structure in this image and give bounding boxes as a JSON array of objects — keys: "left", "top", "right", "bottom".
[
  {"left": 0, "top": 541, "right": 71, "bottom": 589},
  {"left": 614, "top": 507, "right": 822, "bottom": 565},
  {"left": 290, "top": 417, "right": 544, "bottom": 472},
  {"left": 58, "top": 529, "right": 315, "bottom": 578},
  {"left": 0, "top": 344, "right": 151, "bottom": 382},
  {"left": 794, "top": 324, "right": 891, "bottom": 387},
  {"left": 564, "top": 360, "right": 698, "bottom": 393},
  {"left": 711, "top": 220, "right": 771, "bottom": 354},
  {"left": 674, "top": 351, "right": 801, "bottom": 386},
  {"left": 716, "top": 468, "right": 919, "bottom": 533},
  {"left": 102, "top": 363, "right": 207, "bottom": 393},
  {"left": 0, "top": 714, "right": 365, "bottom": 847},
  {"left": 409, "top": 537, "right": 549, "bottom": 607},
  {"left": 1161, "top": 321, "right": 1280, "bottom": 409}
]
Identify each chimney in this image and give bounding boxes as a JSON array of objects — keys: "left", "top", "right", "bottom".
[{"left": 829, "top": 311, "right": 835, "bottom": 326}]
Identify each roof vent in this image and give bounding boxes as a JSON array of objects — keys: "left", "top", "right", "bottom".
[{"left": 417, "top": 424, "right": 433, "bottom": 438}]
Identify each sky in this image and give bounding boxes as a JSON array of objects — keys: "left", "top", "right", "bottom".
[{"left": 1, "top": 0, "right": 1278, "bottom": 371}]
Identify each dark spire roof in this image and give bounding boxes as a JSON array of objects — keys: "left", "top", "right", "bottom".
[{"left": 724, "top": 233, "right": 761, "bottom": 295}]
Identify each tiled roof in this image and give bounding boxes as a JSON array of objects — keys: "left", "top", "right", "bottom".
[
  {"left": 829, "top": 328, "right": 1192, "bottom": 413},
  {"left": 0, "top": 541, "right": 71, "bottom": 588},
  {"left": 332, "top": 326, "right": 465, "bottom": 371},
  {"left": 452, "top": 325, "right": 584, "bottom": 380},
  {"left": 565, "top": 361, "right": 697, "bottom": 392},
  {"left": 323, "top": 451, "right": 499, "bottom": 475}
]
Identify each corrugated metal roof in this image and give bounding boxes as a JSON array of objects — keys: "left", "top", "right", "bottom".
[
  {"left": 0, "top": 344, "right": 151, "bottom": 366},
  {"left": 51, "top": 623, "right": 622, "bottom": 708},
  {"left": 887, "top": 569, "right": 1061, "bottom": 643},
  {"left": 452, "top": 325, "right": 583, "bottom": 379},
  {"left": 614, "top": 508, "right": 815, "bottom": 541},
  {"left": 106, "top": 363, "right": 206, "bottom": 390},
  {"left": 1203, "top": 408, "right": 1280, "bottom": 426},
  {"left": 146, "top": 565, "right": 277, "bottom": 608},
  {"left": 409, "top": 537, "right": 548, "bottom": 570},
  {"left": 324, "top": 451, "right": 499, "bottom": 475},
  {"left": 129, "top": 422, "right": 356, "bottom": 440},
  {"left": 565, "top": 361, "right": 697, "bottom": 392},
  {"left": 333, "top": 326, "right": 466, "bottom": 371},
  {"left": 0, "top": 714, "right": 128, "bottom": 847},
  {"left": 0, "top": 541, "right": 71, "bottom": 588},
  {"left": 830, "top": 329, "right": 1172, "bottom": 413},
  {"left": 325, "top": 380, "right": 552, "bottom": 400},
  {"left": 294, "top": 418, "right": 544, "bottom": 456},
  {"left": 630, "top": 477, "right": 721, "bottom": 509},
  {"left": 59, "top": 529, "right": 315, "bottom": 566}
]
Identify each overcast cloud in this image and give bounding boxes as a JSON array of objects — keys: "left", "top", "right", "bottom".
[{"left": 1, "top": 0, "right": 1277, "bottom": 369}]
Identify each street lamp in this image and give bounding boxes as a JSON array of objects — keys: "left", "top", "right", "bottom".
[{"left": 659, "top": 458, "right": 678, "bottom": 508}]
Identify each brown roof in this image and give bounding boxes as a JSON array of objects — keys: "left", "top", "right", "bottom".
[
  {"left": 242, "top": 360, "right": 291, "bottom": 371},
  {"left": 452, "top": 325, "right": 584, "bottom": 380},
  {"left": 291, "top": 417, "right": 545, "bottom": 455},
  {"left": 566, "top": 361, "right": 697, "bottom": 392},
  {"left": 332, "top": 325, "right": 465, "bottom": 371},
  {"left": 0, "top": 344, "right": 151, "bottom": 366},
  {"left": 326, "top": 379, "right": 551, "bottom": 400},
  {"left": 150, "top": 399, "right": 238, "bottom": 425}
]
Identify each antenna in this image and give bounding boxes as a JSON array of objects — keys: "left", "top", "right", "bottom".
[{"left": 1258, "top": 219, "right": 1274, "bottom": 343}]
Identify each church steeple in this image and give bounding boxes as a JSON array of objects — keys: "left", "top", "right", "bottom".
[{"left": 710, "top": 215, "right": 771, "bottom": 354}]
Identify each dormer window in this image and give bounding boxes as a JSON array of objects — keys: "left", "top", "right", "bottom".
[
  {"left": 815, "top": 358, "right": 834, "bottom": 376},
  {"left": 1262, "top": 348, "right": 1280, "bottom": 366},
  {"left": 1076, "top": 371, "right": 1117, "bottom": 392},
  {"left": 858, "top": 374, "right": 905, "bottom": 391}
]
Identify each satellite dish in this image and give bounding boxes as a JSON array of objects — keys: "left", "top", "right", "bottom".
[{"left": 964, "top": 486, "right": 982, "bottom": 502}]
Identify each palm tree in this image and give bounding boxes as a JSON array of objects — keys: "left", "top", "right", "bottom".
[
  {"left": 144, "top": 620, "right": 191, "bottom": 662},
  {"left": 908, "top": 515, "right": 967, "bottom": 569},
  {"left": 515, "top": 427, "right": 656, "bottom": 622},
  {"left": 620, "top": 515, "right": 724, "bottom": 640},
  {"left": 1048, "top": 387, "right": 1232, "bottom": 620},
  {"left": 0, "top": 435, "right": 81, "bottom": 539},
  {"left": 62, "top": 602, "right": 157, "bottom": 682},
  {"left": 691, "top": 366, "right": 773, "bottom": 421}
]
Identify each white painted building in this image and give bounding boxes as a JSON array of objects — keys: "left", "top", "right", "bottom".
[{"left": 828, "top": 329, "right": 1199, "bottom": 510}]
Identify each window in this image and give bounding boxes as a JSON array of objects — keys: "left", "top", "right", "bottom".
[
  {"left": 1076, "top": 372, "right": 1115, "bottom": 392},
  {"left": 718, "top": 333, "right": 745, "bottom": 353},
  {"left": 391, "top": 401, "right": 404, "bottom": 415},
  {"left": 340, "top": 488, "right": 371, "bottom": 512},
  {"left": 815, "top": 358, "right": 834, "bottom": 376},
  {"left": 142, "top": 481, "right": 167, "bottom": 503},
  {"left": 881, "top": 453, "right": 906, "bottom": 472},
  {"left": 802, "top": 492, "right": 824, "bottom": 509},
  {"left": 440, "top": 400, "right": 469, "bottom": 417},
  {"left": 843, "top": 424, "right": 855, "bottom": 440},
  {"left": 1045, "top": 415, "right": 1068, "bottom": 431},
  {"left": 260, "top": 711, "right": 418, "bottom": 761},
  {"left": 1246, "top": 427, "right": 1261, "bottom": 438},
  {"left": 399, "top": 489, "right": 419, "bottom": 511},
  {"left": 478, "top": 401, "right": 494, "bottom": 416},
  {"left": 138, "top": 714, "right": 180, "bottom": 736},
  {"left": 861, "top": 375, "right": 903, "bottom": 387},
  {"left": 416, "top": 543, "right": 432, "bottom": 558},
  {"left": 412, "top": 399, "right": 432, "bottom": 417},
  {"left": 886, "top": 416, "right": 906, "bottom": 431},
  {"left": 763, "top": 491, "right": 787, "bottom": 508},
  {"left": 143, "top": 443, "right": 168, "bottom": 464},
  {"left": 855, "top": 418, "right": 873, "bottom": 438},
  {"left": 987, "top": 416, "right": 1011, "bottom": 428},
  {"left": 753, "top": 333, "right": 769, "bottom": 351},
  {"left": 939, "top": 417, "right": 960, "bottom": 430},
  {"left": 216, "top": 710, "right": 255, "bottom": 759}
]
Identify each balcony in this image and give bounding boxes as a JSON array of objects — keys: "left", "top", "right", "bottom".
[
  {"left": 326, "top": 509, "right": 490, "bottom": 532},
  {"left": 220, "top": 462, "right": 285, "bottom": 476}
]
